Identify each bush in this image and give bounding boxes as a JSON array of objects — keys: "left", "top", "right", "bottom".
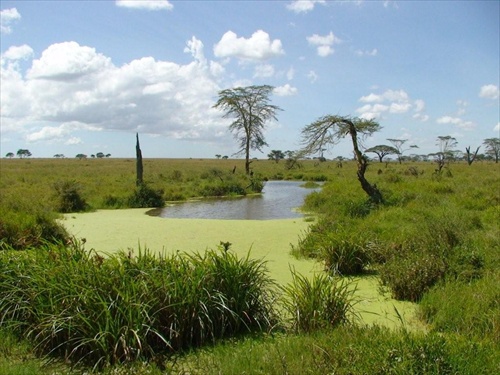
[
  {"left": 53, "top": 180, "right": 88, "bottom": 213},
  {"left": 292, "top": 220, "right": 371, "bottom": 275},
  {"left": 127, "top": 183, "right": 164, "bottom": 208},
  {"left": 379, "top": 252, "right": 446, "bottom": 302},
  {"left": 321, "top": 228, "right": 371, "bottom": 275},
  {"left": 280, "top": 270, "right": 355, "bottom": 333}
]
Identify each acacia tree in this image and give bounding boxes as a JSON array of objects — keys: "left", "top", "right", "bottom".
[
  {"left": 213, "top": 85, "right": 281, "bottom": 175},
  {"left": 5, "top": 152, "right": 14, "bottom": 158},
  {"left": 364, "top": 145, "right": 399, "bottom": 163},
  {"left": 386, "top": 138, "right": 419, "bottom": 164},
  {"left": 483, "top": 138, "right": 500, "bottom": 163},
  {"left": 431, "top": 135, "right": 457, "bottom": 173},
  {"left": 300, "top": 115, "right": 383, "bottom": 203},
  {"left": 268, "top": 150, "right": 285, "bottom": 163},
  {"left": 17, "top": 149, "right": 31, "bottom": 158}
]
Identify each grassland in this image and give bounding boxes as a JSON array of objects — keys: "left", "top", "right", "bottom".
[{"left": 0, "top": 157, "right": 499, "bottom": 374}]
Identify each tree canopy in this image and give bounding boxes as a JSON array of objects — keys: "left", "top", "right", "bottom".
[
  {"left": 268, "top": 150, "right": 285, "bottom": 163},
  {"left": 364, "top": 145, "right": 399, "bottom": 163},
  {"left": 17, "top": 149, "right": 31, "bottom": 158},
  {"left": 483, "top": 138, "right": 500, "bottom": 163},
  {"left": 213, "top": 85, "right": 281, "bottom": 174},
  {"left": 300, "top": 115, "right": 383, "bottom": 203}
]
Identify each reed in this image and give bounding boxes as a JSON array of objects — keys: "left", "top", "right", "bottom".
[{"left": 0, "top": 242, "right": 277, "bottom": 369}]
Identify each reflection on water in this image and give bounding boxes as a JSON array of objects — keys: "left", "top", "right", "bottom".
[{"left": 149, "top": 180, "right": 320, "bottom": 220}]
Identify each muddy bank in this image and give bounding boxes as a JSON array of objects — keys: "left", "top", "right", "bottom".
[{"left": 62, "top": 209, "right": 422, "bottom": 330}]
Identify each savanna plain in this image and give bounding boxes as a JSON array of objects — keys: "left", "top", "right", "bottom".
[{"left": 0, "top": 157, "right": 499, "bottom": 374}]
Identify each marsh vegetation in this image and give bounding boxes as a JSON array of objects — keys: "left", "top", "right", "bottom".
[{"left": 0, "top": 157, "right": 498, "bottom": 374}]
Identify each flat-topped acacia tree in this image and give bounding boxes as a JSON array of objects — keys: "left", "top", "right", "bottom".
[
  {"left": 213, "top": 85, "right": 281, "bottom": 175},
  {"left": 300, "top": 115, "right": 384, "bottom": 204}
]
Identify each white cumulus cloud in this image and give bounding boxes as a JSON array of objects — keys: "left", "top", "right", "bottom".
[
  {"left": 356, "top": 89, "right": 416, "bottom": 120},
  {"left": 307, "top": 31, "right": 341, "bottom": 57},
  {"left": 437, "top": 116, "right": 475, "bottom": 130},
  {"left": 115, "top": 0, "right": 173, "bottom": 11},
  {"left": 274, "top": 84, "right": 298, "bottom": 97},
  {"left": 1, "top": 44, "right": 34, "bottom": 61},
  {"left": 0, "top": 8, "right": 20, "bottom": 34},
  {"left": 214, "top": 30, "right": 284, "bottom": 62},
  {"left": 479, "top": 84, "right": 499, "bottom": 99},
  {"left": 1, "top": 40, "right": 230, "bottom": 145},
  {"left": 286, "top": 0, "right": 326, "bottom": 13}
]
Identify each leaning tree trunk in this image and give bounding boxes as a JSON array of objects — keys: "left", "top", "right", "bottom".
[
  {"left": 347, "top": 121, "right": 383, "bottom": 204},
  {"left": 136, "top": 133, "right": 143, "bottom": 186}
]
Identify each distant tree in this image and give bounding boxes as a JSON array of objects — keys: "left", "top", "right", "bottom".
[
  {"left": 387, "top": 139, "right": 418, "bottom": 164},
  {"left": 17, "top": 149, "right": 31, "bottom": 158},
  {"left": 483, "top": 138, "right": 500, "bottom": 163},
  {"left": 91, "top": 154, "right": 96, "bottom": 158},
  {"left": 268, "top": 150, "right": 285, "bottom": 163},
  {"left": 75, "top": 154, "right": 87, "bottom": 160},
  {"left": 301, "top": 115, "right": 383, "bottom": 203},
  {"left": 284, "top": 150, "right": 302, "bottom": 170},
  {"left": 96, "top": 152, "right": 105, "bottom": 158},
  {"left": 213, "top": 85, "right": 282, "bottom": 174},
  {"left": 105, "top": 153, "right": 111, "bottom": 158},
  {"left": 222, "top": 155, "right": 229, "bottom": 160},
  {"left": 465, "top": 146, "right": 480, "bottom": 166},
  {"left": 431, "top": 135, "right": 457, "bottom": 173},
  {"left": 364, "top": 145, "right": 399, "bottom": 163},
  {"left": 5, "top": 152, "right": 14, "bottom": 158},
  {"left": 215, "top": 154, "right": 221, "bottom": 159},
  {"left": 53, "top": 154, "right": 65, "bottom": 158}
]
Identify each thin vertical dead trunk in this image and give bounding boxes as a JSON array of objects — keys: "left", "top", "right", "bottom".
[{"left": 136, "top": 133, "right": 143, "bottom": 186}]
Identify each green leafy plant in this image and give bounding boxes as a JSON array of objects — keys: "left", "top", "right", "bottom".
[
  {"left": 280, "top": 269, "right": 356, "bottom": 333},
  {"left": 127, "top": 183, "right": 164, "bottom": 208},
  {"left": 53, "top": 180, "right": 88, "bottom": 213}
]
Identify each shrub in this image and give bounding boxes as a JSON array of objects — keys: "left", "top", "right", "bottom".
[
  {"left": 53, "top": 180, "right": 88, "bottom": 213},
  {"left": 321, "top": 233, "right": 371, "bottom": 275},
  {"left": 292, "top": 221, "right": 371, "bottom": 275},
  {"left": 379, "top": 252, "right": 446, "bottom": 302},
  {"left": 102, "top": 194, "right": 126, "bottom": 208},
  {"left": 127, "top": 183, "right": 164, "bottom": 208},
  {"left": 280, "top": 269, "right": 355, "bottom": 333}
]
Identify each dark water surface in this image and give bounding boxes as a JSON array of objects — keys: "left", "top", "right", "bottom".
[{"left": 149, "top": 180, "right": 320, "bottom": 220}]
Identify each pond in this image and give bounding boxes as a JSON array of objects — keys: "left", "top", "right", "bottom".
[{"left": 148, "top": 180, "right": 320, "bottom": 220}]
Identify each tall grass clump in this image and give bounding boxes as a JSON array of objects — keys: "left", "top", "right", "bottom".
[
  {"left": 280, "top": 269, "right": 356, "bottom": 333},
  {"left": 0, "top": 196, "right": 68, "bottom": 249},
  {"left": 127, "top": 183, "right": 165, "bottom": 208},
  {"left": 0, "top": 242, "right": 277, "bottom": 369},
  {"left": 377, "top": 207, "right": 485, "bottom": 302},
  {"left": 52, "top": 180, "right": 89, "bottom": 213},
  {"left": 419, "top": 271, "right": 500, "bottom": 342},
  {"left": 292, "top": 219, "right": 371, "bottom": 275}
]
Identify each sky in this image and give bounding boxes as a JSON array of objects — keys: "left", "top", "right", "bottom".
[{"left": 0, "top": 0, "right": 499, "bottom": 159}]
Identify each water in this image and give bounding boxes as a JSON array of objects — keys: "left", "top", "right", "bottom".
[{"left": 148, "top": 180, "right": 320, "bottom": 220}]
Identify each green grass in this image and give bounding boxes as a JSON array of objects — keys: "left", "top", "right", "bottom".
[
  {"left": 0, "top": 242, "right": 279, "bottom": 370},
  {"left": 1, "top": 158, "right": 499, "bottom": 373}
]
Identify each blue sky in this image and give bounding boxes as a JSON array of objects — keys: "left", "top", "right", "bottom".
[{"left": 1, "top": 0, "right": 498, "bottom": 159}]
